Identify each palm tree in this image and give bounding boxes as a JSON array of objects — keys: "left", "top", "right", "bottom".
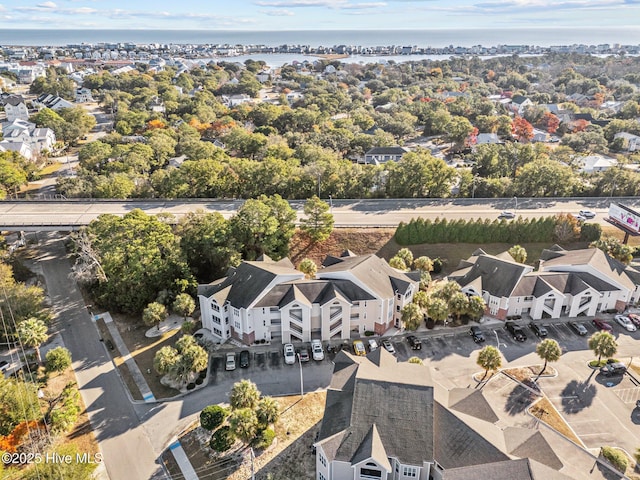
[
  {"left": 477, "top": 345, "right": 502, "bottom": 381},
  {"left": 535, "top": 339, "right": 561, "bottom": 376},
  {"left": 426, "top": 297, "right": 448, "bottom": 324},
  {"left": 448, "top": 292, "right": 469, "bottom": 322},
  {"left": 413, "top": 256, "right": 433, "bottom": 273},
  {"left": 17, "top": 317, "right": 48, "bottom": 364},
  {"left": 230, "top": 379, "right": 260, "bottom": 410},
  {"left": 508, "top": 245, "right": 527, "bottom": 264},
  {"left": 153, "top": 346, "right": 179, "bottom": 375},
  {"left": 389, "top": 256, "right": 408, "bottom": 271},
  {"left": 228, "top": 408, "right": 258, "bottom": 444},
  {"left": 256, "top": 397, "right": 280, "bottom": 427},
  {"left": 172, "top": 293, "right": 195, "bottom": 321},
  {"left": 588, "top": 331, "right": 617, "bottom": 364},
  {"left": 401, "top": 303, "right": 422, "bottom": 331},
  {"left": 467, "top": 296, "right": 486, "bottom": 321},
  {"left": 298, "top": 258, "right": 317, "bottom": 279},
  {"left": 142, "top": 302, "right": 168, "bottom": 331}
]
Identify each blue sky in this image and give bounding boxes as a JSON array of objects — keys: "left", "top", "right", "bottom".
[{"left": 0, "top": 0, "right": 639, "bottom": 30}]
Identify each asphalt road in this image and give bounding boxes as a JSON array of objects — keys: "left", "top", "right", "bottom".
[
  {"left": 2, "top": 196, "right": 639, "bottom": 230},
  {"left": 37, "top": 233, "right": 165, "bottom": 480}
]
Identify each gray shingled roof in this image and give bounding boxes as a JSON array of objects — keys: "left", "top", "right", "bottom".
[
  {"left": 450, "top": 253, "right": 530, "bottom": 298},
  {"left": 2, "top": 95, "right": 25, "bottom": 106},
  {"left": 442, "top": 458, "right": 572, "bottom": 480},
  {"left": 365, "top": 146, "right": 409, "bottom": 155}
]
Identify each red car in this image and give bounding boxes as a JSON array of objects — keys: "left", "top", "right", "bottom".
[
  {"left": 627, "top": 313, "right": 640, "bottom": 328},
  {"left": 592, "top": 318, "right": 613, "bottom": 332}
]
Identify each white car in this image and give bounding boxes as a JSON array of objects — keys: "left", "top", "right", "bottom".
[
  {"left": 614, "top": 314, "right": 637, "bottom": 332},
  {"left": 225, "top": 352, "right": 236, "bottom": 371},
  {"left": 284, "top": 343, "right": 296, "bottom": 364},
  {"left": 368, "top": 339, "right": 378, "bottom": 351},
  {"left": 579, "top": 210, "right": 596, "bottom": 219},
  {"left": 498, "top": 211, "right": 515, "bottom": 220},
  {"left": 311, "top": 339, "right": 324, "bottom": 361}
]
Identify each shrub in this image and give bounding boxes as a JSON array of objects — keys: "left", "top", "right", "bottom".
[
  {"left": 210, "top": 425, "right": 234, "bottom": 452},
  {"left": 601, "top": 446, "right": 628, "bottom": 472},
  {"left": 580, "top": 222, "right": 602, "bottom": 242},
  {"left": 364, "top": 331, "right": 374, "bottom": 337},
  {"left": 186, "top": 383, "right": 196, "bottom": 390},
  {"left": 45, "top": 347, "right": 72, "bottom": 372},
  {"left": 253, "top": 428, "right": 276, "bottom": 449},
  {"left": 200, "top": 405, "right": 229, "bottom": 431}
]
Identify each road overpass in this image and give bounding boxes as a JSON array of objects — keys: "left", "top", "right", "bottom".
[{"left": 1, "top": 197, "right": 638, "bottom": 231}]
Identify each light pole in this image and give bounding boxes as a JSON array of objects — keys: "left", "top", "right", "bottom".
[
  {"left": 472, "top": 174, "right": 479, "bottom": 199},
  {"left": 329, "top": 195, "right": 333, "bottom": 212},
  {"left": 296, "top": 353, "right": 304, "bottom": 397},
  {"left": 513, "top": 196, "right": 518, "bottom": 211}
]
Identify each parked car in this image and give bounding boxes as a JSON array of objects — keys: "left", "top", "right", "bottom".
[
  {"left": 600, "top": 362, "right": 627, "bottom": 376},
  {"left": 284, "top": 343, "right": 296, "bottom": 365},
  {"left": 225, "top": 352, "right": 236, "bottom": 371},
  {"left": 469, "top": 326, "right": 485, "bottom": 343},
  {"left": 614, "top": 314, "right": 637, "bottom": 332},
  {"left": 529, "top": 322, "right": 548, "bottom": 338},
  {"left": 592, "top": 318, "right": 613, "bottom": 332},
  {"left": 628, "top": 313, "right": 640, "bottom": 328},
  {"left": 239, "top": 350, "right": 250, "bottom": 368},
  {"left": 368, "top": 339, "right": 378, "bottom": 351},
  {"left": 311, "top": 339, "right": 324, "bottom": 361},
  {"left": 381, "top": 339, "right": 395, "bottom": 354},
  {"left": 505, "top": 321, "right": 526, "bottom": 342},
  {"left": 579, "top": 210, "right": 596, "bottom": 219},
  {"left": 572, "top": 213, "right": 587, "bottom": 222},
  {"left": 353, "top": 340, "right": 366, "bottom": 356},
  {"left": 298, "top": 347, "right": 310, "bottom": 362},
  {"left": 569, "top": 321, "right": 588, "bottom": 336},
  {"left": 407, "top": 335, "right": 422, "bottom": 350},
  {"left": 0, "top": 360, "right": 8, "bottom": 372},
  {"left": 498, "top": 211, "right": 515, "bottom": 220}
]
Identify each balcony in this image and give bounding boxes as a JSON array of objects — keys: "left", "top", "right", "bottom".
[{"left": 289, "top": 309, "right": 303, "bottom": 323}]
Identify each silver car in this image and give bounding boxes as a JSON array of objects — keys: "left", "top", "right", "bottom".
[{"left": 614, "top": 314, "right": 637, "bottom": 332}]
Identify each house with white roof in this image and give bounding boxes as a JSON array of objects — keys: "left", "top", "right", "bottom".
[
  {"left": 0, "top": 118, "right": 56, "bottom": 160},
  {"left": 614, "top": 132, "right": 640, "bottom": 152},
  {"left": 576, "top": 154, "right": 618, "bottom": 174}
]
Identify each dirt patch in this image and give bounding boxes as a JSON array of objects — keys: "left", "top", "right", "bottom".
[
  {"left": 529, "top": 397, "right": 583, "bottom": 446},
  {"left": 179, "top": 392, "right": 326, "bottom": 480}
]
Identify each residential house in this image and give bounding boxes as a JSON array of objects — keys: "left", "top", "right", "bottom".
[
  {"left": 34, "top": 93, "right": 74, "bottom": 111},
  {"left": 576, "top": 154, "right": 617, "bottom": 174},
  {"left": 507, "top": 95, "right": 532, "bottom": 116},
  {"left": 475, "top": 133, "right": 502, "bottom": 145},
  {"left": 315, "top": 348, "right": 614, "bottom": 480},
  {"left": 614, "top": 132, "right": 640, "bottom": 152},
  {"left": 531, "top": 128, "right": 550, "bottom": 143},
  {"left": 221, "top": 94, "right": 253, "bottom": 107},
  {"left": 449, "top": 247, "right": 640, "bottom": 321},
  {"left": 0, "top": 118, "right": 56, "bottom": 160},
  {"left": 1, "top": 95, "right": 30, "bottom": 122},
  {"left": 363, "top": 146, "right": 410, "bottom": 165},
  {"left": 75, "top": 87, "right": 94, "bottom": 103},
  {"left": 197, "top": 252, "right": 417, "bottom": 345}
]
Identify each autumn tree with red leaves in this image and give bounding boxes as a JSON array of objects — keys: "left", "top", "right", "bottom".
[
  {"left": 542, "top": 111, "right": 560, "bottom": 134},
  {"left": 512, "top": 116, "right": 534, "bottom": 142},
  {"left": 572, "top": 119, "right": 590, "bottom": 132}
]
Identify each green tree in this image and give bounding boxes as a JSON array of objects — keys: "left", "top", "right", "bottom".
[
  {"left": 426, "top": 297, "right": 449, "bottom": 324},
  {"left": 200, "top": 405, "right": 229, "bottom": 431},
  {"left": 477, "top": 345, "right": 502, "bottom": 380},
  {"left": 467, "top": 296, "right": 486, "bottom": 321},
  {"left": 17, "top": 317, "right": 49, "bottom": 364},
  {"left": 0, "top": 377, "right": 41, "bottom": 435},
  {"left": 45, "top": 382, "right": 81, "bottom": 433},
  {"left": 535, "top": 339, "right": 562, "bottom": 376},
  {"left": 395, "top": 248, "right": 414, "bottom": 269},
  {"left": 448, "top": 292, "right": 469, "bottom": 322},
  {"left": 401, "top": 303, "right": 422, "bottom": 331},
  {"left": 210, "top": 425, "right": 235, "bottom": 452},
  {"left": 230, "top": 379, "right": 260, "bottom": 410},
  {"left": 23, "top": 443, "right": 97, "bottom": 480},
  {"left": 508, "top": 245, "right": 527, "bottom": 264},
  {"left": 45, "top": 346, "right": 72, "bottom": 373},
  {"left": 413, "top": 256, "right": 433, "bottom": 272},
  {"left": 298, "top": 258, "right": 317, "bottom": 279},
  {"left": 228, "top": 408, "right": 259, "bottom": 444},
  {"left": 588, "top": 331, "right": 617, "bottom": 364},
  {"left": 590, "top": 236, "right": 634, "bottom": 265},
  {"left": 389, "top": 256, "right": 408, "bottom": 271},
  {"left": 300, "top": 195, "right": 334, "bottom": 243},
  {"left": 142, "top": 302, "right": 168, "bottom": 331},
  {"left": 256, "top": 397, "right": 280, "bottom": 427},
  {"left": 153, "top": 346, "right": 179, "bottom": 375},
  {"left": 172, "top": 293, "right": 195, "bottom": 321},
  {"left": 413, "top": 291, "right": 429, "bottom": 309}
]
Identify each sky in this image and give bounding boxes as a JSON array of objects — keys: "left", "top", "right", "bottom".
[{"left": 0, "top": 0, "right": 640, "bottom": 31}]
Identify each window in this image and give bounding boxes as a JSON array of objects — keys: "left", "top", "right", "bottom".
[
  {"left": 319, "top": 453, "right": 327, "bottom": 467},
  {"left": 212, "top": 303, "right": 220, "bottom": 312},
  {"left": 213, "top": 328, "right": 222, "bottom": 336},
  {"left": 319, "top": 473, "right": 326, "bottom": 480},
  {"left": 211, "top": 315, "right": 221, "bottom": 325},
  {"left": 360, "top": 467, "right": 382, "bottom": 478},
  {"left": 524, "top": 296, "right": 533, "bottom": 301},
  {"left": 396, "top": 305, "right": 400, "bottom": 312},
  {"left": 402, "top": 466, "right": 417, "bottom": 477},
  {"left": 235, "top": 321, "right": 241, "bottom": 330}
]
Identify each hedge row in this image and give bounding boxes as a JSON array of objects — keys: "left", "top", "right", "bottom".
[{"left": 395, "top": 216, "right": 598, "bottom": 245}]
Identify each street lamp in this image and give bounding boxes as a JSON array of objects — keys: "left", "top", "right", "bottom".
[
  {"left": 296, "top": 353, "right": 304, "bottom": 397},
  {"left": 329, "top": 195, "right": 333, "bottom": 212},
  {"left": 513, "top": 196, "right": 518, "bottom": 211}
]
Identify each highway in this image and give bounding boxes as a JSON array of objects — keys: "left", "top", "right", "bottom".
[{"left": 2, "top": 196, "right": 639, "bottom": 231}]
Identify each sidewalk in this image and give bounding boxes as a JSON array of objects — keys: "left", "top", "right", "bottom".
[
  {"left": 96, "top": 312, "right": 156, "bottom": 403},
  {"left": 168, "top": 440, "right": 198, "bottom": 480}
]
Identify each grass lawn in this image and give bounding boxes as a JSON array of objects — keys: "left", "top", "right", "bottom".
[{"left": 529, "top": 397, "right": 583, "bottom": 446}]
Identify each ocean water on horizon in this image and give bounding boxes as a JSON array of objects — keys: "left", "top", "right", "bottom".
[{"left": 1, "top": 28, "right": 640, "bottom": 47}]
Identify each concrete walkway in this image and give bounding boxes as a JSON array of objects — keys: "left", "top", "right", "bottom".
[
  {"left": 97, "top": 312, "right": 156, "bottom": 403},
  {"left": 168, "top": 440, "right": 199, "bottom": 480}
]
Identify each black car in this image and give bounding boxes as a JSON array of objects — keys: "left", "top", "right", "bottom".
[
  {"left": 529, "top": 322, "right": 548, "bottom": 338},
  {"left": 505, "top": 321, "right": 527, "bottom": 342},
  {"left": 469, "top": 326, "right": 485, "bottom": 343},
  {"left": 569, "top": 321, "right": 588, "bottom": 336},
  {"left": 0, "top": 360, "right": 9, "bottom": 372},
  {"left": 239, "top": 350, "right": 250, "bottom": 368},
  {"left": 407, "top": 335, "right": 422, "bottom": 350}
]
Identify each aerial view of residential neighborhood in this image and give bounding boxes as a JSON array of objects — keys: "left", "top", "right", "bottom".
[{"left": 3, "top": 1, "right": 640, "bottom": 480}]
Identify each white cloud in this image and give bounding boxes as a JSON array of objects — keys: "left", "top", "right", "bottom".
[
  {"left": 37, "top": 1, "right": 57, "bottom": 8},
  {"left": 260, "top": 8, "right": 296, "bottom": 15}
]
